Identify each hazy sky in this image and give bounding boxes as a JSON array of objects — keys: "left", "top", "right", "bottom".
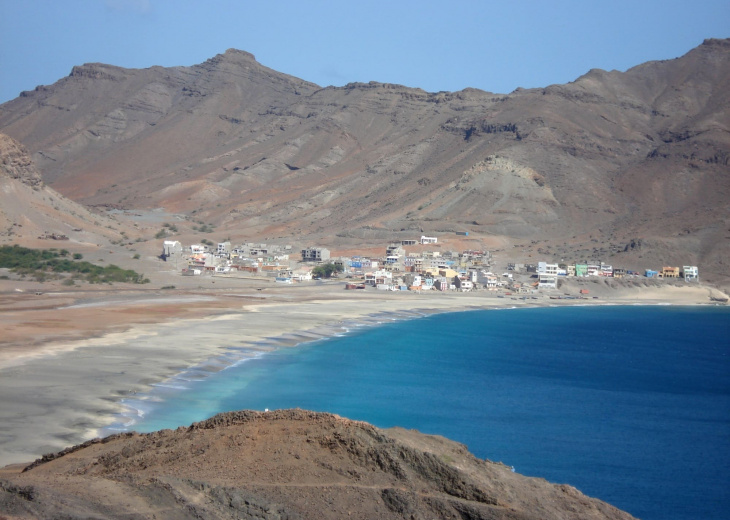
[{"left": 1, "top": 0, "right": 728, "bottom": 104}]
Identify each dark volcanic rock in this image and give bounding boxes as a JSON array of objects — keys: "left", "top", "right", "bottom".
[{"left": 0, "top": 409, "right": 636, "bottom": 520}]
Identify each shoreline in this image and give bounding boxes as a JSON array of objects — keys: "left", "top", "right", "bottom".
[
  {"left": 107, "top": 305, "right": 448, "bottom": 435},
  {"left": 0, "top": 282, "right": 725, "bottom": 467}
]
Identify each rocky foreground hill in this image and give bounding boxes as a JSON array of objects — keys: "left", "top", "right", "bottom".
[
  {"left": 0, "top": 409, "right": 635, "bottom": 519},
  {"left": 0, "top": 40, "right": 728, "bottom": 280}
]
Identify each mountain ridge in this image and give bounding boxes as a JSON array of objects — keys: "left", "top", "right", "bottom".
[{"left": 0, "top": 39, "right": 728, "bottom": 282}]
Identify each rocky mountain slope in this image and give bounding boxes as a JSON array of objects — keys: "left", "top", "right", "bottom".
[
  {"left": 0, "top": 40, "right": 728, "bottom": 279},
  {"left": 0, "top": 409, "right": 636, "bottom": 520},
  {"left": 0, "top": 133, "right": 123, "bottom": 245}
]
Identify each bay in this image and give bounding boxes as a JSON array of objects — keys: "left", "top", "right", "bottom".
[{"left": 129, "top": 305, "right": 730, "bottom": 520}]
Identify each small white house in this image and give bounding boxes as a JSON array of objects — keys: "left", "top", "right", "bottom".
[
  {"left": 162, "top": 240, "right": 182, "bottom": 257},
  {"left": 682, "top": 266, "right": 699, "bottom": 281},
  {"left": 455, "top": 278, "right": 473, "bottom": 292},
  {"left": 294, "top": 271, "right": 313, "bottom": 282}
]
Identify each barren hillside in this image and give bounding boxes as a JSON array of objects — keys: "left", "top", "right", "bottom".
[
  {"left": 0, "top": 40, "right": 728, "bottom": 281},
  {"left": 0, "top": 133, "right": 125, "bottom": 246},
  {"left": 0, "top": 409, "right": 636, "bottom": 520}
]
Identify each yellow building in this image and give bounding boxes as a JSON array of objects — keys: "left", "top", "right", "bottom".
[{"left": 662, "top": 266, "right": 680, "bottom": 278}]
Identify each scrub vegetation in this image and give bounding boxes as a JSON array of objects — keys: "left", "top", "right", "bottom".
[{"left": 0, "top": 245, "right": 149, "bottom": 284}]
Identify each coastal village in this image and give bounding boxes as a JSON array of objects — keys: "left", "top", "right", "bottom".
[{"left": 161, "top": 236, "right": 700, "bottom": 295}]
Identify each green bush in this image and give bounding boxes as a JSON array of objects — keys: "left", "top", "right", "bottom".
[
  {"left": 0, "top": 245, "right": 149, "bottom": 285},
  {"left": 311, "top": 263, "right": 344, "bottom": 279}
]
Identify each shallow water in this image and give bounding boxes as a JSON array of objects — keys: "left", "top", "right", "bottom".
[{"left": 128, "top": 305, "right": 730, "bottom": 520}]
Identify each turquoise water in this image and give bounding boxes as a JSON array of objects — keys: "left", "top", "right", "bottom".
[{"left": 125, "top": 305, "right": 730, "bottom": 520}]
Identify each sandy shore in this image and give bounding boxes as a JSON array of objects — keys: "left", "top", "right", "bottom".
[{"left": 0, "top": 280, "right": 725, "bottom": 467}]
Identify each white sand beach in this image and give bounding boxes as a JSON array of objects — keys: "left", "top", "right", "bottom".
[{"left": 0, "top": 281, "right": 725, "bottom": 467}]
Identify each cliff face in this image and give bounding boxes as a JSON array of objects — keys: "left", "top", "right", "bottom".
[
  {"left": 0, "top": 133, "right": 43, "bottom": 187},
  {"left": 0, "top": 41, "right": 728, "bottom": 278},
  {"left": 0, "top": 409, "right": 636, "bottom": 520}
]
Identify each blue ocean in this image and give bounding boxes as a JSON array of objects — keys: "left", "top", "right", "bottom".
[{"left": 125, "top": 305, "right": 730, "bottom": 520}]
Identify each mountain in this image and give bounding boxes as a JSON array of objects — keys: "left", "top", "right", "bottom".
[
  {"left": 0, "top": 41, "right": 728, "bottom": 282},
  {"left": 0, "top": 409, "right": 636, "bottom": 520},
  {"left": 0, "top": 133, "right": 123, "bottom": 245}
]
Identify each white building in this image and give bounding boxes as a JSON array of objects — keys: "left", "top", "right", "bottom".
[
  {"left": 538, "top": 273, "right": 558, "bottom": 289},
  {"left": 421, "top": 235, "right": 438, "bottom": 244},
  {"left": 484, "top": 272, "right": 498, "bottom": 290},
  {"left": 217, "top": 242, "right": 231, "bottom": 255},
  {"left": 537, "top": 262, "right": 559, "bottom": 275},
  {"left": 455, "top": 276, "right": 473, "bottom": 292},
  {"left": 682, "top": 266, "right": 699, "bottom": 281},
  {"left": 162, "top": 240, "right": 182, "bottom": 257}
]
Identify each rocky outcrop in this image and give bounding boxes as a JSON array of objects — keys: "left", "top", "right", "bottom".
[
  {"left": 0, "top": 134, "right": 42, "bottom": 187},
  {"left": 0, "top": 133, "right": 122, "bottom": 242},
  {"left": 0, "top": 409, "right": 635, "bottom": 520}
]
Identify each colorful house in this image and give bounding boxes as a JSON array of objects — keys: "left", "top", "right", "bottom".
[{"left": 662, "top": 267, "right": 680, "bottom": 278}]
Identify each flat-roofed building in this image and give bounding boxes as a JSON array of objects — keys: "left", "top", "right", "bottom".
[
  {"left": 301, "top": 247, "right": 330, "bottom": 263},
  {"left": 538, "top": 273, "right": 558, "bottom": 289},
  {"left": 662, "top": 266, "right": 680, "bottom": 278},
  {"left": 682, "top": 266, "right": 699, "bottom": 281},
  {"left": 162, "top": 240, "right": 182, "bottom": 257}
]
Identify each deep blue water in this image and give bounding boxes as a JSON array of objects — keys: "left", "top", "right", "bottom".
[{"left": 129, "top": 305, "right": 730, "bottom": 520}]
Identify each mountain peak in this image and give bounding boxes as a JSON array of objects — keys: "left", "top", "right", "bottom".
[
  {"left": 701, "top": 37, "right": 730, "bottom": 49},
  {"left": 205, "top": 48, "right": 258, "bottom": 66},
  {"left": 223, "top": 48, "right": 256, "bottom": 61},
  {"left": 197, "top": 48, "right": 261, "bottom": 72}
]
